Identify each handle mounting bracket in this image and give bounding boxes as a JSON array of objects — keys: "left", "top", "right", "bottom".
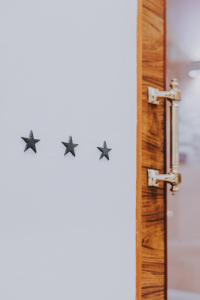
[
  {"left": 148, "top": 79, "right": 181, "bottom": 105},
  {"left": 148, "top": 169, "right": 182, "bottom": 192}
]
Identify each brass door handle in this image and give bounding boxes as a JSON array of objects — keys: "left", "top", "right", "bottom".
[{"left": 147, "top": 79, "right": 182, "bottom": 193}]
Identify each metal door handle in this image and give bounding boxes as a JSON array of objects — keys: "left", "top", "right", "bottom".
[{"left": 147, "top": 79, "right": 182, "bottom": 193}]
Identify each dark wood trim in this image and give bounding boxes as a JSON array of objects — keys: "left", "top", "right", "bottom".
[{"left": 136, "top": 1, "right": 167, "bottom": 299}]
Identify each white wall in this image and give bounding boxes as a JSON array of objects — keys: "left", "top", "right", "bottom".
[{"left": 0, "top": 0, "right": 137, "bottom": 299}]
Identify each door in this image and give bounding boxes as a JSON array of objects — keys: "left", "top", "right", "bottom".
[
  {"left": 0, "top": 1, "right": 137, "bottom": 299},
  {"left": 137, "top": 0, "right": 167, "bottom": 299},
  {"left": 167, "top": 0, "right": 200, "bottom": 299},
  {"left": 137, "top": 1, "right": 191, "bottom": 300}
]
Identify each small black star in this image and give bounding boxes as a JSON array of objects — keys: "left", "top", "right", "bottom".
[
  {"left": 97, "top": 141, "right": 112, "bottom": 160},
  {"left": 21, "top": 130, "right": 40, "bottom": 153},
  {"left": 62, "top": 136, "right": 78, "bottom": 157}
]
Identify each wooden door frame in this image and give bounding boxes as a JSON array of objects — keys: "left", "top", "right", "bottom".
[{"left": 136, "top": 0, "right": 167, "bottom": 299}]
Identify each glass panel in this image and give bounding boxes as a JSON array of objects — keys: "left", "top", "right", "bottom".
[{"left": 167, "top": 0, "right": 200, "bottom": 299}]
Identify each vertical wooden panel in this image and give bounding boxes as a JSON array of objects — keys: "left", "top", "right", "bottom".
[{"left": 137, "top": 0, "right": 167, "bottom": 299}]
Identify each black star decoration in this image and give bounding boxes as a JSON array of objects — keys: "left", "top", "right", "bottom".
[
  {"left": 21, "top": 130, "right": 40, "bottom": 153},
  {"left": 62, "top": 136, "right": 78, "bottom": 157},
  {"left": 97, "top": 141, "right": 112, "bottom": 160}
]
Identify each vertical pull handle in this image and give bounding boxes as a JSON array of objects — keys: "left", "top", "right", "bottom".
[{"left": 147, "top": 79, "right": 182, "bottom": 193}]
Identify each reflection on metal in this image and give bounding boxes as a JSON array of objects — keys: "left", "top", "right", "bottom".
[{"left": 147, "top": 79, "right": 182, "bottom": 193}]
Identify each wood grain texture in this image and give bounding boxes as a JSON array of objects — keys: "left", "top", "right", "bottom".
[{"left": 137, "top": 0, "right": 167, "bottom": 299}]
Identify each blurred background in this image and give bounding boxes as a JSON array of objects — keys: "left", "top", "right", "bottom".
[{"left": 167, "top": 0, "right": 200, "bottom": 299}]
